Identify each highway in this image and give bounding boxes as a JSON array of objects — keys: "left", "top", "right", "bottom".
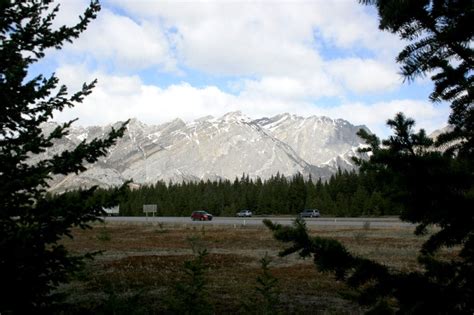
[{"left": 104, "top": 216, "right": 415, "bottom": 228}]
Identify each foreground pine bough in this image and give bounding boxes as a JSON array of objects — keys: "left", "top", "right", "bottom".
[
  {"left": 0, "top": 1, "right": 128, "bottom": 312},
  {"left": 265, "top": 215, "right": 473, "bottom": 313},
  {"left": 264, "top": 112, "right": 474, "bottom": 314}
]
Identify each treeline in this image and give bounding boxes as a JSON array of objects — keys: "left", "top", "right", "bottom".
[{"left": 88, "top": 170, "right": 400, "bottom": 217}]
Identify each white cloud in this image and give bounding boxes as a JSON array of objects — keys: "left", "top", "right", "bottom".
[
  {"left": 239, "top": 75, "right": 339, "bottom": 100},
  {"left": 108, "top": 0, "right": 403, "bottom": 95},
  {"left": 310, "top": 1, "right": 402, "bottom": 56},
  {"left": 54, "top": 64, "right": 236, "bottom": 125},
  {"left": 143, "top": 3, "right": 324, "bottom": 80},
  {"left": 314, "top": 100, "right": 451, "bottom": 136},
  {"left": 327, "top": 58, "right": 401, "bottom": 93},
  {"left": 54, "top": 65, "right": 449, "bottom": 138},
  {"left": 56, "top": 5, "right": 176, "bottom": 72},
  {"left": 51, "top": 0, "right": 91, "bottom": 28},
  {"left": 45, "top": 1, "right": 447, "bottom": 140}
]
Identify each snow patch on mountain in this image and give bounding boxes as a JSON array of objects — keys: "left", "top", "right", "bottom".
[{"left": 42, "top": 112, "right": 370, "bottom": 192}]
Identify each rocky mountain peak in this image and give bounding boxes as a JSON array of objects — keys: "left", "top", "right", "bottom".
[
  {"left": 126, "top": 117, "right": 148, "bottom": 130},
  {"left": 43, "top": 112, "right": 371, "bottom": 192},
  {"left": 220, "top": 111, "right": 251, "bottom": 123}
]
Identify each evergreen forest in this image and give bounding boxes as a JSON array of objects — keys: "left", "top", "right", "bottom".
[{"left": 82, "top": 170, "right": 398, "bottom": 217}]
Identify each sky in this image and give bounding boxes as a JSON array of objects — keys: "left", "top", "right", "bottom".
[{"left": 34, "top": 0, "right": 451, "bottom": 137}]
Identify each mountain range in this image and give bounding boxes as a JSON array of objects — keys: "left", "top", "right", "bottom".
[{"left": 37, "top": 112, "right": 371, "bottom": 191}]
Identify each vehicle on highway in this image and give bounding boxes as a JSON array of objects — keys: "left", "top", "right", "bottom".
[
  {"left": 191, "top": 210, "right": 213, "bottom": 221},
  {"left": 236, "top": 209, "right": 252, "bottom": 217},
  {"left": 299, "top": 209, "right": 320, "bottom": 218}
]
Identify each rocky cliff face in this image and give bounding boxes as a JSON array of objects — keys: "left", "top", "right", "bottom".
[
  {"left": 41, "top": 112, "right": 370, "bottom": 191},
  {"left": 254, "top": 113, "right": 370, "bottom": 172}
]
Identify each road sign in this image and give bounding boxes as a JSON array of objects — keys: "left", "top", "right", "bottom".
[{"left": 143, "top": 204, "right": 157, "bottom": 216}]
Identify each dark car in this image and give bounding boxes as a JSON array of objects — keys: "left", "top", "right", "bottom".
[
  {"left": 236, "top": 210, "right": 252, "bottom": 217},
  {"left": 191, "top": 210, "right": 213, "bottom": 221},
  {"left": 299, "top": 209, "right": 320, "bottom": 218}
]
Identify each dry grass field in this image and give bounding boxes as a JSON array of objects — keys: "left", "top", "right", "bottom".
[{"left": 58, "top": 221, "right": 429, "bottom": 314}]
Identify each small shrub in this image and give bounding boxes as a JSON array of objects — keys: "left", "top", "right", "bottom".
[
  {"left": 363, "top": 221, "right": 371, "bottom": 230},
  {"left": 242, "top": 253, "right": 281, "bottom": 314},
  {"left": 167, "top": 249, "right": 213, "bottom": 314},
  {"left": 354, "top": 221, "right": 371, "bottom": 244},
  {"left": 353, "top": 231, "right": 367, "bottom": 245},
  {"left": 97, "top": 225, "right": 111, "bottom": 242},
  {"left": 153, "top": 222, "right": 168, "bottom": 234},
  {"left": 99, "top": 287, "right": 146, "bottom": 315}
]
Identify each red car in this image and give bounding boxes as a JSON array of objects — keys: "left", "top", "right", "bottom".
[{"left": 191, "top": 210, "right": 213, "bottom": 221}]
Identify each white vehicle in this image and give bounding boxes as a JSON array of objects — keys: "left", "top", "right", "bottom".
[
  {"left": 236, "top": 210, "right": 252, "bottom": 217},
  {"left": 103, "top": 206, "right": 119, "bottom": 216}
]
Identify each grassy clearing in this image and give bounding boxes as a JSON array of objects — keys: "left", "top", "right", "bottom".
[{"left": 58, "top": 222, "right": 428, "bottom": 314}]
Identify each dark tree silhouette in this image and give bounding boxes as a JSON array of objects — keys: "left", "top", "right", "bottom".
[
  {"left": 0, "top": 1, "right": 127, "bottom": 312},
  {"left": 362, "top": 0, "right": 473, "bottom": 155}
]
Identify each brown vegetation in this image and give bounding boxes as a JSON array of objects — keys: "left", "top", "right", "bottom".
[{"left": 59, "top": 222, "right": 429, "bottom": 314}]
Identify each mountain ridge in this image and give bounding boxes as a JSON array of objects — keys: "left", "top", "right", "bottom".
[{"left": 41, "top": 112, "right": 371, "bottom": 191}]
